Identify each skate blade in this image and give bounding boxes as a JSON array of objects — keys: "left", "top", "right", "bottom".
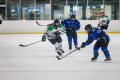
[
  {"left": 91, "top": 59, "right": 97, "bottom": 62},
  {"left": 104, "top": 60, "right": 112, "bottom": 62}
]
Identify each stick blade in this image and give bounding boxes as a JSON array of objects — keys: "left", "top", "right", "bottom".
[
  {"left": 56, "top": 56, "right": 61, "bottom": 60},
  {"left": 36, "top": 21, "right": 40, "bottom": 25},
  {"left": 19, "top": 44, "right": 26, "bottom": 47},
  {"left": 36, "top": 21, "right": 38, "bottom": 24}
]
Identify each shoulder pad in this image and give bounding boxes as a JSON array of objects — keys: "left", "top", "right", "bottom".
[
  {"left": 91, "top": 28, "right": 99, "bottom": 33},
  {"left": 75, "top": 19, "right": 79, "bottom": 22},
  {"left": 48, "top": 25, "right": 54, "bottom": 31},
  {"left": 105, "top": 15, "right": 108, "bottom": 18},
  {"left": 99, "top": 16, "right": 102, "bottom": 19},
  {"left": 59, "top": 24, "right": 63, "bottom": 28}
]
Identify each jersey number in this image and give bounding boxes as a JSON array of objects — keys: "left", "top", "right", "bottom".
[{"left": 97, "top": 30, "right": 101, "bottom": 33}]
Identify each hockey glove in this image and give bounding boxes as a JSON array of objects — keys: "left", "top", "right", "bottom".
[
  {"left": 69, "top": 26, "right": 72, "bottom": 30},
  {"left": 97, "top": 24, "right": 100, "bottom": 28},
  {"left": 42, "top": 35, "right": 46, "bottom": 42},
  {"left": 72, "top": 25, "right": 76, "bottom": 30},
  {"left": 54, "top": 31, "right": 61, "bottom": 37},
  {"left": 107, "top": 21, "right": 110, "bottom": 25},
  {"left": 102, "top": 24, "right": 108, "bottom": 26},
  {"left": 81, "top": 42, "right": 86, "bottom": 48},
  {"left": 101, "top": 37, "right": 106, "bottom": 44},
  {"left": 68, "top": 25, "right": 75, "bottom": 30}
]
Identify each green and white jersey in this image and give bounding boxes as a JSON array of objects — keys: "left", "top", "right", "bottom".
[
  {"left": 98, "top": 15, "right": 110, "bottom": 26},
  {"left": 43, "top": 24, "right": 66, "bottom": 39}
]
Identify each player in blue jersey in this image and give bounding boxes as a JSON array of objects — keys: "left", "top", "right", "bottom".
[
  {"left": 80, "top": 24, "right": 111, "bottom": 61},
  {"left": 61, "top": 14, "right": 81, "bottom": 50}
]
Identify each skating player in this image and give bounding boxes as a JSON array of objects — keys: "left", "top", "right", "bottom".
[
  {"left": 81, "top": 24, "right": 111, "bottom": 61},
  {"left": 97, "top": 12, "right": 110, "bottom": 32},
  {"left": 42, "top": 19, "right": 66, "bottom": 57},
  {"left": 61, "top": 14, "right": 80, "bottom": 50}
]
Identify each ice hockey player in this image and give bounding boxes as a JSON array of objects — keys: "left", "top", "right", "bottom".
[
  {"left": 61, "top": 14, "right": 80, "bottom": 50},
  {"left": 81, "top": 24, "right": 111, "bottom": 61},
  {"left": 97, "top": 12, "right": 110, "bottom": 32},
  {"left": 0, "top": 14, "right": 2, "bottom": 24},
  {"left": 42, "top": 19, "right": 66, "bottom": 57}
]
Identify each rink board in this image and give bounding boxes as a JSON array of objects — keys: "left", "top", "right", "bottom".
[
  {"left": 0, "top": 20, "right": 120, "bottom": 33},
  {"left": 0, "top": 32, "right": 120, "bottom": 34}
]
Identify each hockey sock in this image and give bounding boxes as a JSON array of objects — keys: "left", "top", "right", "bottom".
[
  {"left": 54, "top": 42, "right": 60, "bottom": 52},
  {"left": 94, "top": 51, "right": 99, "bottom": 58},
  {"left": 103, "top": 50, "right": 110, "bottom": 58},
  {"left": 101, "top": 46, "right": 110, "bottom": 58},
  {"left": 93, "top": 46, "right": 100, "bottom": 58},
  {"left": 73, "top": 38, "right": 78, "bottom": 45},
  {"left": 68, "top": 36, "right": 72, "bottom": 47},
  {"left": 58, "top": 42, "right": 62, "bottom": 49}
]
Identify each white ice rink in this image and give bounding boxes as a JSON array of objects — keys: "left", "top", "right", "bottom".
[{"left": 0, "top": 34, "right": 120, "bottom": 80}]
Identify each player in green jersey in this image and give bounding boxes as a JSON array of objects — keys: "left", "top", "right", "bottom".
[{"left": 42, "top": 19, "right": 66, "bottom": 57}]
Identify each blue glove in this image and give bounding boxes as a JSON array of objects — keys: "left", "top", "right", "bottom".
[{"left": 72, "top": 25, "right": 76, "bottom": 30}]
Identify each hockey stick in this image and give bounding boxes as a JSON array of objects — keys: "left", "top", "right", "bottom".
[
  {"left": 19, "top": 40, "right": 42, "bottom": 47},
  {"left": 56, "top": 48, "right": 80, "bottom": 60},
  {"left": 36, "top": 21, "right": 47, "bottom": 26},
  {"left": 19, "top": 38, "right": 48, "bottom": 47}
]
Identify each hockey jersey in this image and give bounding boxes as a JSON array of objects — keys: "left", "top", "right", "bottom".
[
  {"left": 61, "top": 18, "right": 80, "bottom": 31},
  {"left": 98, "top": 15, "right": 110, "bottom": 26},
  {"left": 85, "top": 28, "right": 110, "bottom": 45},
  {"left": 43, "top": 24, "right": 66, "bottom": 39}
]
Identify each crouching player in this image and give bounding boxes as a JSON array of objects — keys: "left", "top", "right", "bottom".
[
  {"left": 42, "top": 19, "right": 66, "bottom": 57},
  {"left": 81, "top": 24, "right": 111, "bottom": 61}
]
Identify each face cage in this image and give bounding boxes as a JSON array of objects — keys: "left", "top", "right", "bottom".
[
  {"left": 85, "top": 29, "right": 90, "bottom": 33},
  {"left": 54, "top": 23, "right": 60, "bottom": 27}
]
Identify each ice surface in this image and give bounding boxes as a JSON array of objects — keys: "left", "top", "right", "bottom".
[{"left": 0, "top": 34, "right": 120, "bottom": 80}]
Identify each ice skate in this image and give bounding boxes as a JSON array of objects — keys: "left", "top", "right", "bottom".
[
  {"left": 75, "top": 45, "right": 80, "bottom": 50},
  {"left": 57, "top": 51, "right": 63, "bottom": 58},
  {"left": 57, "top": 51, "right": 62, "bottom": 56},
  {"left": 59, "top": 48, "right": 64, "bottom": 53},
  {"left": 91, "top": 57, "right": 98, "bottom": 62},
  {"left": 69, "top": 46, "right": 72, "bottom": 51},
  {"left": 104, "top": 56, "right": 111, "bottom": 61}
]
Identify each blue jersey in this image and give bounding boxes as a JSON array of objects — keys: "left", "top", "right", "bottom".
[
  {"left": 61, "top": 18, "right": 80, "bottom": 31},
  {"left": 85, "top": 28, "right": 110, "bottom": 45}
]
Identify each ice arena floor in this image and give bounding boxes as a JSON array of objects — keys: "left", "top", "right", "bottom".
[{"left": 0, "top": 34, "right": 120, "bottom": 80}]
